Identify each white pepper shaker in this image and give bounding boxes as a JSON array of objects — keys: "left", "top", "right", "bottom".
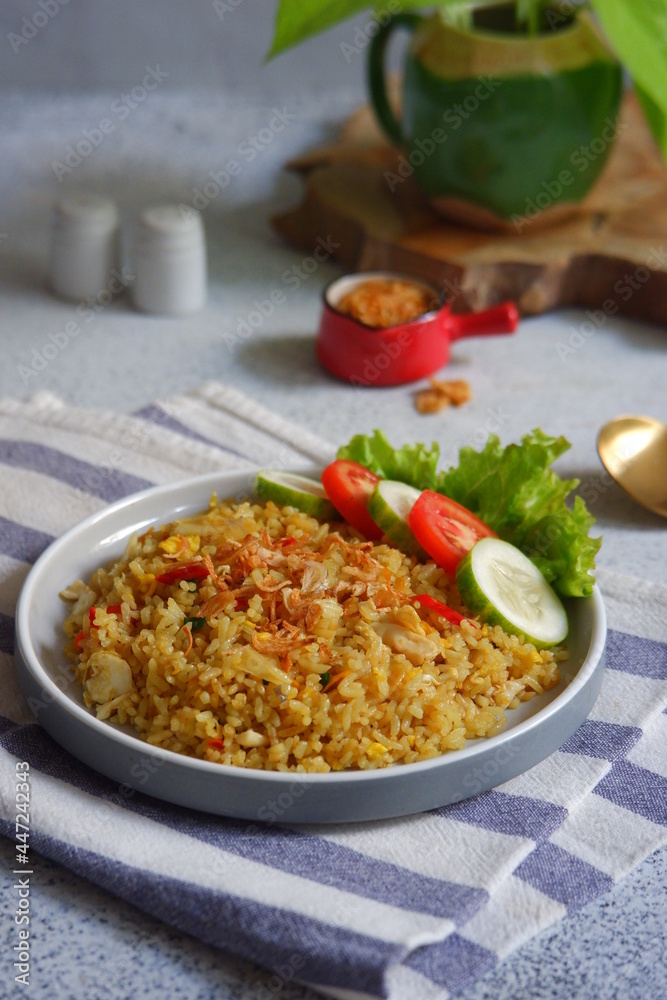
[
  {"left": 133, "top": 205, "right": 207, "bottom": 315},
  {"left": 50, "top": 194, "right": 120, "bottom": 302}
]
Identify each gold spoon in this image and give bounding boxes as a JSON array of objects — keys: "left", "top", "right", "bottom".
[{"left": 597, "top": 415, "right": 667, "bottom": 518}]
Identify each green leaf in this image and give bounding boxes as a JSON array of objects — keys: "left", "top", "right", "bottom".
[
  {"left": 184, "top": 615, "right": 207, "bottom": 632},
  {"left": 437, "top": 430, "right": 574, "bottom": 545},
  {"left": 523, "top": 498, "right": 601, "bottom": 598},
  {"left": 635, "top": 84, "right": 667, "bottom": 161},
  {"left": 515, "top": 0, "right": 541, "bottom": 34},
  {"left": 267, "top": 0, "right": 372, "bottom": 59},
  {"left": 590, "top": 0, "right": 667, "bottom": 161},
  {"left": 438, "top": 430, "right": 599, "bottom": 597},
  {"left": 267, "top": 0, "right": 478, "bottom": 59},
  {"left": 337, "top": 429, "right": 440, "bottom": 489}
]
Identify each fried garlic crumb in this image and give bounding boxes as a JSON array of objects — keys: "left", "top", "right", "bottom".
[{"left": 415, "top": 378, "right": 472, "bottom": 414}]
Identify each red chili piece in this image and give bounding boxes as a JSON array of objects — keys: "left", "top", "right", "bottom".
[
  {"left": 106, "top": 604, "right": 123, "bottom": 615},
  {"left": 411, "top": 593, "right": 473, "bottom": 627},
  {"left": 155, "top": 563, "right": 210, "bottom": 585},
  {"left": 89, "top": 606, "right": 99, "bottom": 629},
  {"left": 208, "top": 738, "right": 225, "bottom": 751},
  {"left": 74, "top": 629, "right": 86, "bottom": 650}
]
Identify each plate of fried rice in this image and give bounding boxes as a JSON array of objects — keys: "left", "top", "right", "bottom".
[{"left": 14, "top": 468, "right": 606, "bottom": 823}]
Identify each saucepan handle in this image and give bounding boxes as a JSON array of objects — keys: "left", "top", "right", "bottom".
[{"left": 448, "top": 302, "right": 519, "bottom": 342}]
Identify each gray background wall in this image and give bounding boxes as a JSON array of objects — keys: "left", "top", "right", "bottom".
[{"left": 1, "top": 0, "right": 382, "bottom": 97}]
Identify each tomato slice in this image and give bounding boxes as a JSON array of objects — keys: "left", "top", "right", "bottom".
[
  {"left": 321, "top": 459, "right": 383, "bottom": 539},
  {"left": 408, "top": 490, "right": 496, "bottom": 575}
]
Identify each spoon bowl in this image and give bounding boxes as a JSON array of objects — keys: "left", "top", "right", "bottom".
[{"left": 597, "top": 415, "right": 667, "bottom": 518}]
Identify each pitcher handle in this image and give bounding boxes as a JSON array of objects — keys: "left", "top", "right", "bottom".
[{"left": 368, "top": 12, "right": 423, "bottom": 146}]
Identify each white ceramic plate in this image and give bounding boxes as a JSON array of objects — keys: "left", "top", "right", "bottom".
[{"left": 14, "top": 468, "right": 607, "bottom": 824}]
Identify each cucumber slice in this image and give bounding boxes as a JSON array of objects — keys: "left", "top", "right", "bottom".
[
  {"left": 255, "top": 470, "right": 338, "bottom": 520},
  {"left": 456, "top": 537, "right": 568, "bottom": 648},
  {"left": 366, "top": 480, "right": 426, "bottom": 556}
]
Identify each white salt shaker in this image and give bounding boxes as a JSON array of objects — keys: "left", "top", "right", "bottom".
[
  {"left": 50, "top": 194, "right": 120, "bottom": 302},
  {"left": 133, "top": 205, "right": 207, "bottom": 315}
]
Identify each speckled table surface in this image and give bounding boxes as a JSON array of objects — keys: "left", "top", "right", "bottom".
[
  {"left": 0, "top": 90, "right": 665, "bottom": 1000},
  {"left": 1, "top": 837, "right": 665, "bottom": 1000}
]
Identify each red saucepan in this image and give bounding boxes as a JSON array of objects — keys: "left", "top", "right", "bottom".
[{"left": 317, "top": 271, "right": 519, "bottom": 386}]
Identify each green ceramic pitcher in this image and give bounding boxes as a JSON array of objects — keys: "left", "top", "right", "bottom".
[{"left": 368, "top": 4, "right": 622, "bottom": 230}]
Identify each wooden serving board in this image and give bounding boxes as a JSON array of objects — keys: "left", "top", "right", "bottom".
[{"left": 272, "top": 93, "right": 667, "bottom": 324}]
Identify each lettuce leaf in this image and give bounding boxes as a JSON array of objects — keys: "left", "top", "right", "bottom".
[
  {"left": 522, "top": 497, "right": 600, "bottom": 598},
  {"left": 337, "top": 428, "right": 600, "bottom": 597},
  {"left": 337, "top": 429, "right": 440, "bottom": 490},
  {"left": 438, "top": 430, "right": 600, "bottom": 597}
]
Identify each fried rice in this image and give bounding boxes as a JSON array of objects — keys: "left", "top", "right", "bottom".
[
  {"left": 337, "top": 278, "right": 438, "bottom": 328},
  {"left": 61, "top": 496, "right": 564, "bottom": 773}
]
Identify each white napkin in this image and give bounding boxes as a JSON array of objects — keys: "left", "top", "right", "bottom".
[{"left": 0, "top": 383, "right": 665, "bottom": 1000}]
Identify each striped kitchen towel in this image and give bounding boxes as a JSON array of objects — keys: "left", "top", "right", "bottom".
[{"left": 0, "top": 384, "right": 665, "bottom": 1000}]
